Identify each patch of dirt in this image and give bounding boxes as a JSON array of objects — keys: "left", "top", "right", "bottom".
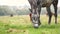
[{"left": 6, "top": 28, "right": 29, "bottom": 34}]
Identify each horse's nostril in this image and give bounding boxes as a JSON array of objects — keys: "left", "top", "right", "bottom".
[
  {"left": 34, "top": 24, "right": 38, "bottom": 26},
  {"left": 34, "top": 24, "right": 39, "bottom": 28}
]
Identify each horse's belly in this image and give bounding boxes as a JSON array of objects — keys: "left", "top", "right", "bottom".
[
  {"left": 42, "top": 3, "right": 52, "bottom": 7},
  {"left": 41, "top": 0, "right": 53, "bottom": 7}
]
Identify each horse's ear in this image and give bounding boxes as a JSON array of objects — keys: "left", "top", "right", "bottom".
[{"left": 29, "top": 8, "right": 32, "bottom": 12}]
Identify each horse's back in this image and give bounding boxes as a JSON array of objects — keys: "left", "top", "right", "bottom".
[
  {"left": 28, "top": 0, "right": 54, "bottom": 7},
  {"left": 28, "top": 0, "right": 58, "bottom": 7}
]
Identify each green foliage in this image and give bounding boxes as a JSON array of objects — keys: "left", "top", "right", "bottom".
[{"left": 0, "top": 5, "right": 60, "bottom": 16}]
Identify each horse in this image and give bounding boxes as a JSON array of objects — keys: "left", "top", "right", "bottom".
[{"left": 28, "top": 0, "right": 58, "bottom": 28}]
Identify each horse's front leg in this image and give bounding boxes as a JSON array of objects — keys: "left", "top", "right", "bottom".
[
  {"left": 46, "top": 6, "right": 52, "bottom": 24},
  {"left": 54, "top": 5, "right": 57, "bottom": 24},
  {"left": 38, "top": 5, "right": 41, "bottom": 26},
  {"left": 53, "top": 0, "right": 58, "bottom": 24}
]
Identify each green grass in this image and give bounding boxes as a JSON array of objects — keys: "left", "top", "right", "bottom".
[{"left": 0, "top": 15, "right": 60, "bottom": 34}]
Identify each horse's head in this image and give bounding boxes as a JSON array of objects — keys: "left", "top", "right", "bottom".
[{"left": 29, "top": 8, "right": 40, "bottom": 28}]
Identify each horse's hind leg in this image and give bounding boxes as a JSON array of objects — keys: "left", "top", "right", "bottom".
[
  {"left": 53, "top": 5, "right": 57, "bottom": 24},
  {"left": 46, "top": 6, "right": 52, "bottom": 24},
  {"left": 53, "top": 0, "right": 58, "bottom": 24}
]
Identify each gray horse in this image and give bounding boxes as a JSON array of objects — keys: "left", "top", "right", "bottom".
[{"left": 28, "top": 0, "right": 58, "bottom": 28}]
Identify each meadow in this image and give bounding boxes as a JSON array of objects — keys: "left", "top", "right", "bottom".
[{"left": 0, "top": 15, "right": 60, "bottom": 34}]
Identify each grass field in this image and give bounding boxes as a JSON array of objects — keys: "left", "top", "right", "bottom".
[{"left": 0, "top": 15, "right": 60, "bottom": 34}]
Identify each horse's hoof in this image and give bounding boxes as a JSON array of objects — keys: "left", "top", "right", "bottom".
[
  {"left": 55, "top": 23, "right": 57, "bottom": 24},
  {"left": 48, "top": 22, "right": 51, "bottom": 25}
]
